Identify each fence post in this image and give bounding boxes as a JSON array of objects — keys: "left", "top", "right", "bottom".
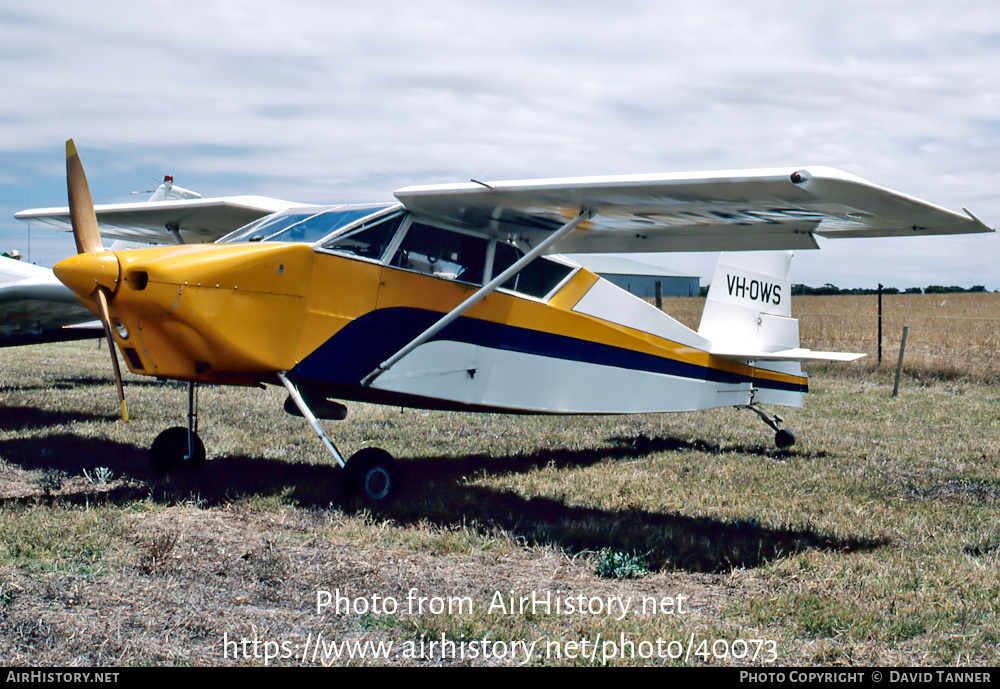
[
  {"left": 877, "top": 283, "right": 883, "bottom": 366},
  {"left": 655, "top": 280, "right": 663, "bottom": 310},
  {"left": 893, "top": 326, "right": 909, "bottom": 397}
]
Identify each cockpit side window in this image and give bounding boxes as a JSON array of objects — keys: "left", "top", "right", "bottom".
[
  {"left": 321, "top": 211, "right": 405, "bottom": 260},
  {"left": 492, "top": 241, "right": 575, "bottom": 299},
  {"left": 389, "top": 223, "right": 488, "bottom": 285}
]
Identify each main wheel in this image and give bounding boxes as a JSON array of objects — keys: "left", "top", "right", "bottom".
[
  {"left": 345, "top": 447, "right": 399, "bottom": 506},
  {"left": 775, "top": 428, "right": 796, "bottom": 449},
  {"left": 150, "top": 426, "right": 206, "bottom": 476}
]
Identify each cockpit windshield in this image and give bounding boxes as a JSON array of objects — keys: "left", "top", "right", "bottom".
[{"left": 218, "top": 204, "right": 397, "bottom": 245}]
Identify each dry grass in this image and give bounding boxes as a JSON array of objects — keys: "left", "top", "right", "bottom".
[{"left": 2, "top": 296, "right": 1000, "bottom": 666}]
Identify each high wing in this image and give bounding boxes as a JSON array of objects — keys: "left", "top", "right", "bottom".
[
  {"left": 15, "top": 195, "right": 306, "bottom": 245},
  {"left": 0, "top": 256, "right": 101, "bottom": 347},
  {"left": 395, "top": 166, "right": 993, "bottom": 253}
]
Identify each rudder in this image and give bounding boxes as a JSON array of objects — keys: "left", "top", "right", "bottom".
[{"left": 698, "top": 251, "right": 797, "bottom": 355}]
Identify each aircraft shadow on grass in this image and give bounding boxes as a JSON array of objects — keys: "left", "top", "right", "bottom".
[
  {"left": 0, "top": 406, "right": 117, "bottom": 431},
  {"left": 0, "top": 432, "right": 884, "bottom": 573},
  {"left": 2, "top": 376, "right": 172, "bottom": 393}
]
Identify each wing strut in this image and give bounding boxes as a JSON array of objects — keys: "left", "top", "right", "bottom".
[
  {"left": 361, "top": 208, "right": 595, "bottom": 386},
  {"left": 279, "top": 371, "right": 347, "bottom": 467}
]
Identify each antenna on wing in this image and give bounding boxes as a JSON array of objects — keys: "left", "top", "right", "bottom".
[{"left": 64, "top": 139, "right": 129, "bottom": 422}]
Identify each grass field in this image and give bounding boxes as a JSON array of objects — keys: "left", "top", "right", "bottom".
[{"left": 1, "top": 295, "right": 999, "bottom": 666}]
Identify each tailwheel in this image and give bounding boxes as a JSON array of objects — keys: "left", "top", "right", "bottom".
[
  {"left": 345, "top": 447, "right": 399, "bottom": 507},
  {"left": 150, "top": 426, "right": 206, "bottom": 476},
  {"left": 774, "top": 428, "right": 796, "bottom": 450},
  {"left": 739, "top": 403, "right": 796, "bottom": 450}
]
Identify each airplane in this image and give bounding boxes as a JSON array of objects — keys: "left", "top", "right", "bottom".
[
  {"left": 43, "top": 140, "right": 994, "bottom": 505},
  {"left": 0, "top": 252, "right": 103, "bottom": 347}
]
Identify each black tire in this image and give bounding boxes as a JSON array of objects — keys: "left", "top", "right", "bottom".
[
  {"left": 775, "top": 428, "right": 796, "bottom": 449},
  {"left": 150, "top": 426, "right": 206, "bottom": 476},
  {"left": 345, "top": 447, "right": 399, "bottom": 506}
]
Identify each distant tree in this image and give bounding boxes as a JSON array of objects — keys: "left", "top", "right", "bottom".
[
  {"left": 924, "top": 285, "right": 965, "bottom": 294},
  {"left": 782, "top": 283, "right": 986, "bottom": 296}
]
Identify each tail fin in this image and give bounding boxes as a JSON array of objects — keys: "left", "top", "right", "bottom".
[
  {"left": 699, "top": 251, "right": 862, "bottom": 363},
  {"left": 698, "top": 251, "right": 797, "bottom": 355}
]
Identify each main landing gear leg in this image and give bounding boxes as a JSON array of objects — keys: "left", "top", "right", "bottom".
[
  {"left": 278, "top": 372, "right": 399, "bottom": 506},
  {"left": 151, "top": 382, "right": 206, "bottom": 476},
  {"left": 739, "top": 404, "right": 796, "bottom": 449}
]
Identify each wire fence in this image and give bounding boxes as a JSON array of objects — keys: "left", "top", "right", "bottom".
[
  {"left": 661, "top": 294, "right": 1000, "bottom": 381},
  {"left": 798, "top": 312, "right": 1000, "bottom": 380}
]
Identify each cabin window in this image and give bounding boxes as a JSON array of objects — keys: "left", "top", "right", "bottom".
[
  {"left": 219, "top": 204, "right": 397, "bottom": 244},
  {"left": 321, "top": 211, "right": 405, "bottom": 260},
  {"left": 492, "top": 241, "right": 574, "bottom": 299},
  {"left": 221, "top": 210, "right": 317, "bottom": 243},
  {"left": 389, "top": 223, "right": 489, "bottom": 285}
]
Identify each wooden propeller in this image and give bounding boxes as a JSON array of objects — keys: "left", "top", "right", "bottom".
[{"left": 66, "top": 139, "right": 129, "bottom": 422}]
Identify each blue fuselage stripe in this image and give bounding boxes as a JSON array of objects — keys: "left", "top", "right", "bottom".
[{"left": 290, "top": 307, "right": 807, "bottom": 393}]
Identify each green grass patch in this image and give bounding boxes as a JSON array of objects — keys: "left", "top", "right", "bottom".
[{"left": 0, "top": 504, "right": 124, "bottom": 573}]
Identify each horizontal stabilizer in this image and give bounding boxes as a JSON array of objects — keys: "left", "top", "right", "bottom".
[{"left": 711, "top": 347, "right": 865, "bottom": 363}]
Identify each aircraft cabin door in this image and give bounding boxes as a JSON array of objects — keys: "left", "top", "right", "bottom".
[{"left": 374, "top": 221, "right": 492, "bottom": 404}]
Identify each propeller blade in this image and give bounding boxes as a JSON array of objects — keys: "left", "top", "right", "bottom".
[
  {"left": 65, "top": 139, "right": 129, "bottom": 422},
  {"left": 94, "top": 287, "right": 129, "bottom": 423},
  {"left": 66, "top": 139, "right": 102, "bottom": 255}
]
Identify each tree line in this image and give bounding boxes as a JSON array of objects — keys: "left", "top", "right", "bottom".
[
  {"left": 789, "top": 284, "right": 989, "bottom": 296},
  {"left": 697, "top": 284, "right": 990, "bottom": 297}
]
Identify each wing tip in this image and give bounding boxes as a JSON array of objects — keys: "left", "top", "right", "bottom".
[{"left": 963, "top": 207, "right": 995, "bottom": 233}]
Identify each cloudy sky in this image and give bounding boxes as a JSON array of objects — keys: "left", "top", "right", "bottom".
[{"left": 2, "top": 1, "right": 998, "bottom": 289}]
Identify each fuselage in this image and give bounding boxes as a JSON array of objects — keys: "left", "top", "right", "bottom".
[{"left": 54, "top": 206, "right": 808, "bottom": 414}]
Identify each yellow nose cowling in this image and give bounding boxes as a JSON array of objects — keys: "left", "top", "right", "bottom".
[
  {"left": 80, "top": 242, "right": 315, "bottom": 386},
  {"left": 54, "top": 251, "right": 121, "bottom": 301}
]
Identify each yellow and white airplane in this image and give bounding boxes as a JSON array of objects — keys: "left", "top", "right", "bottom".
[{"left": 45, "top": 141, "right": 993, "bottom": 504}]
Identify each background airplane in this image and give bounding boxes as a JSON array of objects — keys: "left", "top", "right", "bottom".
[
  {"left": 32, "top": 142, "right": 997, "bottom": 505},
  {"left": 0, "top": 253, "right": 101, "bottom": 347}
]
